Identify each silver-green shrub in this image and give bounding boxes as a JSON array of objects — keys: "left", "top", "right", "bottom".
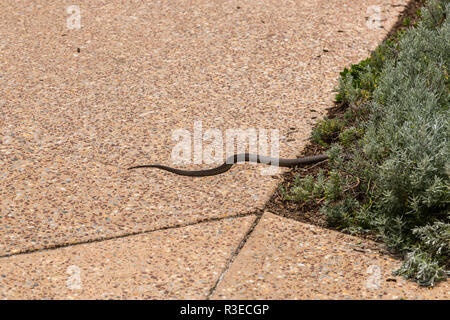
[
  {"left": 286, "top": 0, "right": 450, "bottom": 286},
  {"left": 342, "top": 0, "right": 449, "bottom": 285}
]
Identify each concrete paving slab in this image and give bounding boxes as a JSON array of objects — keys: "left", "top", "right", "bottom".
[
  {"left": 1, "top": 0, "right": 409, "bottom": 167},
  {"left": 0, "top": 149, "right": 269, "bottom": 256},
  {"left": 211, "top": 212, "right": 449, "bottom": 299},
  {"left": 1, "top": 0, "right": 409, "bottom": 255},
  {"left": 0, "top": 152, "right": 147, "bottom": 255},
  {"left": 0, "top": 215, "right": 256, "bottom": 299}
]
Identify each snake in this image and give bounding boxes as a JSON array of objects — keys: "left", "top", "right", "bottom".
[{"left": 127, "top": 153, "right": 328, "bottom": 177}]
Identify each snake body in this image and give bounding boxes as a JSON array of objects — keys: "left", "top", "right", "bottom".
[{"left": 128, "top": 153, "right": 328, "bottom": 177}]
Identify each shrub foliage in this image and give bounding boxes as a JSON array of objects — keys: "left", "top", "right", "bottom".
[{"left": 284, "top": 0, "right": 450, "bottom": 286}]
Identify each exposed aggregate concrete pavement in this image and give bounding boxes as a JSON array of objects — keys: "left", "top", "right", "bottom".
[
  {"left": 2, "top": 0, "right": 446, "bottom": 299},
  {"left": 212, "top": 213, "right": 449, "bottom": 299},
  {"left": 0, "top": 215, "right": 256, "bottom": 299}
]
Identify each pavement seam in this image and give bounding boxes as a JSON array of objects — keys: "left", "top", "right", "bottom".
[
  {"left": 0, "top": 212, "right": 256, "bottom": 260},
  {"left": 206, "top": 210, "right": 264, "bottom": 299}
]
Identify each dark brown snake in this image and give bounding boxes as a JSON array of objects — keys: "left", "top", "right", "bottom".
[{"left": 128, "top": 153, "right": 328, "bottom": 177}]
